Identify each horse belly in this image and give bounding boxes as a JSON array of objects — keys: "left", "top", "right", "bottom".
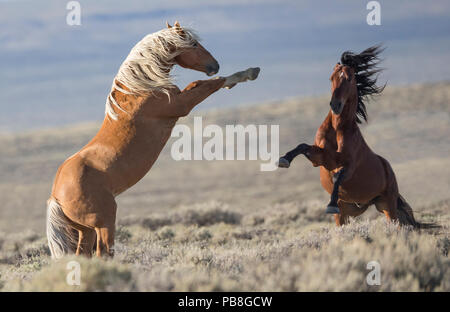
[
  {"left": 319, "top": 158, "right": 386, "bottom": 203},
  {"left": 109, "top": 127, "right": 173, "bottom": 194},
  {"left": 341, "top": 161, "right": 386, "bottom": 203}
]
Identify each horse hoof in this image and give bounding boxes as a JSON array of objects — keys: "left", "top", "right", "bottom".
[
  {"left": 277, "top": 157, "right": 290, "bottom": 168},
  {"left": 248, "top": 67, "right": 260, "bottom": 80},
  {"left": 326, "top": 204, "right": 340, "bottom": 214}
]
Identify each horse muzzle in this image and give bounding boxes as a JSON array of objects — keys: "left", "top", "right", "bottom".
[
  {"left": 330, "top": 99, "right": 344, "bottom": 115},
  {"left": 205, "top": 62, "right": 220, "bottom": 76}
]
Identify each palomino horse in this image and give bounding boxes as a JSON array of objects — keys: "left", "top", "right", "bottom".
[
  {"left": 47, "top": 22, "right": 260, "bottom": 259},
  {"left": 278, "top": 45, "right": 417, "bottom": 227}
]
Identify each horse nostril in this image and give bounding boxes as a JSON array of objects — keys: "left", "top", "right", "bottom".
[
  {"left": 330, "top": 99, "right": 342, "bottom": 114},
  {"left": 206, "top": 62, "right": 219, "bottom": 76}
]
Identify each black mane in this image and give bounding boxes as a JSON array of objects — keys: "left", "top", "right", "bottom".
[{"left": 340, "top": 44, "right": 386, "bottom": 123}]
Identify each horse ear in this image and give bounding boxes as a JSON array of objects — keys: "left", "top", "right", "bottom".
[
  {"left": 173, "top": 21, "right": 184, "bottom": 36},
  {"left": 166, "top": 21, "right": 172, "bottom": 29}
]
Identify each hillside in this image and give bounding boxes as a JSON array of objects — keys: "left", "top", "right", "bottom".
[{"left": 0, "top": 82, "right": 449, "bottom": 291}]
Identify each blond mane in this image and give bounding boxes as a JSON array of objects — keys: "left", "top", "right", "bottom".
[{"left": 105, "top": 27, "right": 199, "bottom": 120}]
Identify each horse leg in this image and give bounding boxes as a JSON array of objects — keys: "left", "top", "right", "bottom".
[
  {"left": 334, "top": 200, "right": 371, "bottom": 226},
  {"left": 173, "top": 68, "right": 260, "bottom": 117},
  {"left": 95, "top": 225, "right": 115, "bottom": 258},
  {"left": 326, "top": 168, "right": 346, "bottom": 214},
  {"left": 278, "top": 143, "right": 310, "bottom": 168},
  {"left": 85, "top": 195, "right": 117, "bottom": 258},
  {"left": 171, "top": 78, "right": 226, "bottom": 117},
  {"left": 76, "top": 228, "right": 96, "bottom": 257},
  {"left": 374, "top": 195, "right": 398, "bottom": 223},
  {"left": 279, "top": 143, "right": 345, "bottom": 171},
  {"left": 222, "top": 67, "right": 260, "bottom": 89}
]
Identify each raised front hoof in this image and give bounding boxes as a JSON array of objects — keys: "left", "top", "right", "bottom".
[
  {"left": 277, "top": 157, "right": 290, "bottom": 168},
  {"left": 247, "top": 67, "right": 261, "bottom": 80},
  {"left": 326, "top": 203, "right": 340, "bottom": 214}
]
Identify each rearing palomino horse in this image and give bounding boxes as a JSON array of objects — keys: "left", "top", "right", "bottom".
[
  {"left": 47, "top": 22, "right": 260, "bottom": 259},
  {"left": 278, "top": 45, "right": 418, "bottom": 227}
]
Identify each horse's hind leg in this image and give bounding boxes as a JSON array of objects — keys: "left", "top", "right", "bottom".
[
  {"left": 374, "top": 195, "right": 398, "bottom": 223},
  {"left": 76, "top": 228, "right": 96, "bottom": 257},
  {"left": 375, "top": 156, "right": 400, "bottom": 223},
  {"left": 95, "top": 225, "right": 115, "bottom": 258},
  {"left": 85, "top": 193, "right": 117, "bottom": 258},
  {"left": 335, "top": 200, "right": 370, "bottom": 226}
]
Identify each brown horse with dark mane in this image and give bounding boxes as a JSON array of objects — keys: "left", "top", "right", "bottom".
[{"left": 278, "top": 45, "right": 418, "bottom": 227}]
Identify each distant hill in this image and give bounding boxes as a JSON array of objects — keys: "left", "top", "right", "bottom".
[{"left": 0, "top": 81, "right": 449, "bottom": 233}]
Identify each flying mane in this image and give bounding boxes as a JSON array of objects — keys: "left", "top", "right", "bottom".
[
  {"left": 340, "top": 44, "right": 386, "bottom": 123},
  {"left": 105, "top": 27, "right": 200, "bottom": 120}
]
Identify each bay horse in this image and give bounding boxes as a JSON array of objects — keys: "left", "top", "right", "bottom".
[
  {"left": 47, "top": 21, "right": 260, "bottom": 259},
  {"left": 278, "top": 45, "right": 417, "bottom": 227}
]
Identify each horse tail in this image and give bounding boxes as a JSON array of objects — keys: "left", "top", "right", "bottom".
[
  {"left": 396, "top": 195, "right": 419, "bottom": 227},
  {"left": 46, "top": 198, "right": 78, "bottom": 259},
  {"left": 398, "top": 195, "right": 442, "bottom": 230}
]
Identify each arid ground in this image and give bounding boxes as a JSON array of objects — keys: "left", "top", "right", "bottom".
[{"left": 0, "top": 82, "right": 449, "bottom": 291}]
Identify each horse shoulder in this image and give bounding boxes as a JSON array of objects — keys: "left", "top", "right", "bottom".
[{"left": 314, "top": 115, "right": 333, "bottom": 148}]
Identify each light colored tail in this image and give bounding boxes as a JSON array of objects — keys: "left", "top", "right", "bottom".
[{"left": 46, "top": 198, "right": 78, "bottom": 259}]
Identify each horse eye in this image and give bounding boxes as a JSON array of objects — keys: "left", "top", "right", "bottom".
[{"left": 193, "top": 42, "right": 198, "bottom": 47}]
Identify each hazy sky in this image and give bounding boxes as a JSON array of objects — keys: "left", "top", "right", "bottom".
[{"left": 1, "top": 0, "right": 450, "bottom": 131}]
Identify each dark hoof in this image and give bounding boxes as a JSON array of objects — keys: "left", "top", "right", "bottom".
[
  {"left": 326, "top": 204, "right": 340, "bottom": 214},
  {"left": 277, "top": 157, "right": 290, "bottom": 168}
]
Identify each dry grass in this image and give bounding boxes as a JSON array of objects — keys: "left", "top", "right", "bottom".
[
  {"left": 1, "top": 201, "right": 448, "bottom": 291},
  {"left": 0, "top": 82, "right": 449, "bottom": 291}
]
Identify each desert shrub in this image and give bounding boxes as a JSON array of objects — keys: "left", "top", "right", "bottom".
[
  {"left": 0, "top": 233, "right": 49, "bottom": 265},
  {"left": 176, "top": 207, "right": 241, "bottom": 227},
  {"left": 1, "top": 201, "right": 448, "bottom": 292},
  {"left": 115, "top": 226, "right": 132, "bottom": 243},
  {"left": 123, "top": 201, "right": 242, "bottom": 231},
  {"left": 141, "top": 216, "right": 173, "bottom": 230},
  {"left": 437, "top": 236, "right": 449, "bottom": 256},
  {"left": 232, "top": 219, "right": 449, "bottom": 291},
  {"left": 157, "top": 227, "right": 175, "bottom": 240},
  {"left": 196, "top": 229, "right": 213, "bottom": 241},
  {"left": 3, "top": 256, "right": 134, "bottom": 291}
]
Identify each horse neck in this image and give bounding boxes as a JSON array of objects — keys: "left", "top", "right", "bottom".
[
  {"left": 112, "top": 59, "right": 175, "bottom": 108},
  {"left": 331, "top": 95, "right": 358, "bottom": 131},
  {"left": 110, "top": 80, "right": 146, "bottom": 115}
]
